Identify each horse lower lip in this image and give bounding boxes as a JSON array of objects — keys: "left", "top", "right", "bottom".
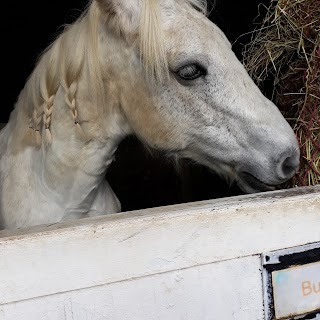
[{"left": 239, "top": 172, "right": 276, "bottom": 192}]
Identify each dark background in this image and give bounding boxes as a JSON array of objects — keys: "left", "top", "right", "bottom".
[{"left": 1, "top": 0, "right": 270, "bottom": 211}]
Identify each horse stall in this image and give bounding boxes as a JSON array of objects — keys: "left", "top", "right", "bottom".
[
  {"left": 0, "top": 185, "right": 319, "bottom": 320},
  {"left": 1, "top": 0, "right": 319, "bottom": 319}
]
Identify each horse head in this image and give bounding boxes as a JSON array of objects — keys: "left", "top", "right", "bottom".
[{"left": 96, "top": 0, "right": 300, "bottom": 193}]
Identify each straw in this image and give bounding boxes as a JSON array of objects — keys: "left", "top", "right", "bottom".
[{"left": 242, "top": 0, "right": 320, "bottom": 187}]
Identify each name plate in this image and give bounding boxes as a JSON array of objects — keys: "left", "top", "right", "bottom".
[
  {"left": 262, "top": 243, "right": 320, "bottom": 320},
  {"left": 272, "top": 262, "right": 320, "bottom": 319}
]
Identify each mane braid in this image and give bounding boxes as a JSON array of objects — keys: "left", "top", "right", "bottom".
[
  {"left": 20, "top": 2, "right": 104, "bottom": 146},
  {"left": 40, "top": 57, "right": 59, "bottom": 145}
]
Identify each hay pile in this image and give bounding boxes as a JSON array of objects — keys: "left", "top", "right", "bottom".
[{"left": 242, "top": 0, "right": 320, "bottom": 187}]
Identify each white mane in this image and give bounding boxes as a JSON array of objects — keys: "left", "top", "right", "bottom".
[{"left": 12, "top": 0, "right": 207, "bottom": 147}]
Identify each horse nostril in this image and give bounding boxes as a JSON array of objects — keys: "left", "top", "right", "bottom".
[{"left": 280, "top": 151, "right": 300, "bottom": 179}]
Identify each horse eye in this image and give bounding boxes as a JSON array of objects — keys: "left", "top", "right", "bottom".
[{"left": 177, "top": 64, "right": 205, "bottom": 80}]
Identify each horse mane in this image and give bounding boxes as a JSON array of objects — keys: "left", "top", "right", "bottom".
[{"left": 13, "top": 0, "right": 207, "bottom": 147}]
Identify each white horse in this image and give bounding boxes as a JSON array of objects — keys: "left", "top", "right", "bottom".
[{"left": 0, "top": 0, "right": 300, "bottom": 229}]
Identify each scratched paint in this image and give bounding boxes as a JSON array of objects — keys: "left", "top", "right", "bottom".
[
  {"left": 0, "top": 186, "right": 318, "bottom": 320},
  {"left": 0, "top": 256, "right": 263, "bottom": 320}
]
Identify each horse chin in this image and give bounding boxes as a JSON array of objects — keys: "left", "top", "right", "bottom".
[{"left": 237, "top": 172, "right": 277, "bottom": 194}]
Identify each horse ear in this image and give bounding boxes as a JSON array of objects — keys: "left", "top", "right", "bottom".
[{"left": 95, "top": 0, "right": 141, "bottom": 34}]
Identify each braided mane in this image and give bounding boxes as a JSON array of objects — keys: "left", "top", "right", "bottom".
[{"left": 14, "top": 0, "right": 207, "bottom": 146}]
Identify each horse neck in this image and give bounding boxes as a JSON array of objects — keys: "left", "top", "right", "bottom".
[
  {"left": 7, "top": 35, "right": 133, "bottom": 213},
  {"left": 37, "top": 80, "right": 131, "bottom": 210},
  {"left": 5, "top": 5, "right": 151, "bottom": 216}
]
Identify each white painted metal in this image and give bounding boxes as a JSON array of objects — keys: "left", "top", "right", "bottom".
[
  {"left": 0, "top": 185, "right": 319, "bottom": 320},
  {"left": 0, "top": 256, "right": 263, "bottom": 320}
]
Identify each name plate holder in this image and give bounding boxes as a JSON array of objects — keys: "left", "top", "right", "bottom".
[{"left": 262, "top": 242, "right": 320, "bottom": 320}]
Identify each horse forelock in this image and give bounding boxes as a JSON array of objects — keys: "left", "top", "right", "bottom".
[{"left": 139, "top": 0, "right": 208, "bottom": 82}]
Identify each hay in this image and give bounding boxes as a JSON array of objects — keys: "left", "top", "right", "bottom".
[{"left": 242, "top": 0, "right": 320, "bottom": 187}]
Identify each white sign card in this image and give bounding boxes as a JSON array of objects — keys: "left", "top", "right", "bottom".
[{"left": 272, "top": 261, "right": 320, "bottom": 319}]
